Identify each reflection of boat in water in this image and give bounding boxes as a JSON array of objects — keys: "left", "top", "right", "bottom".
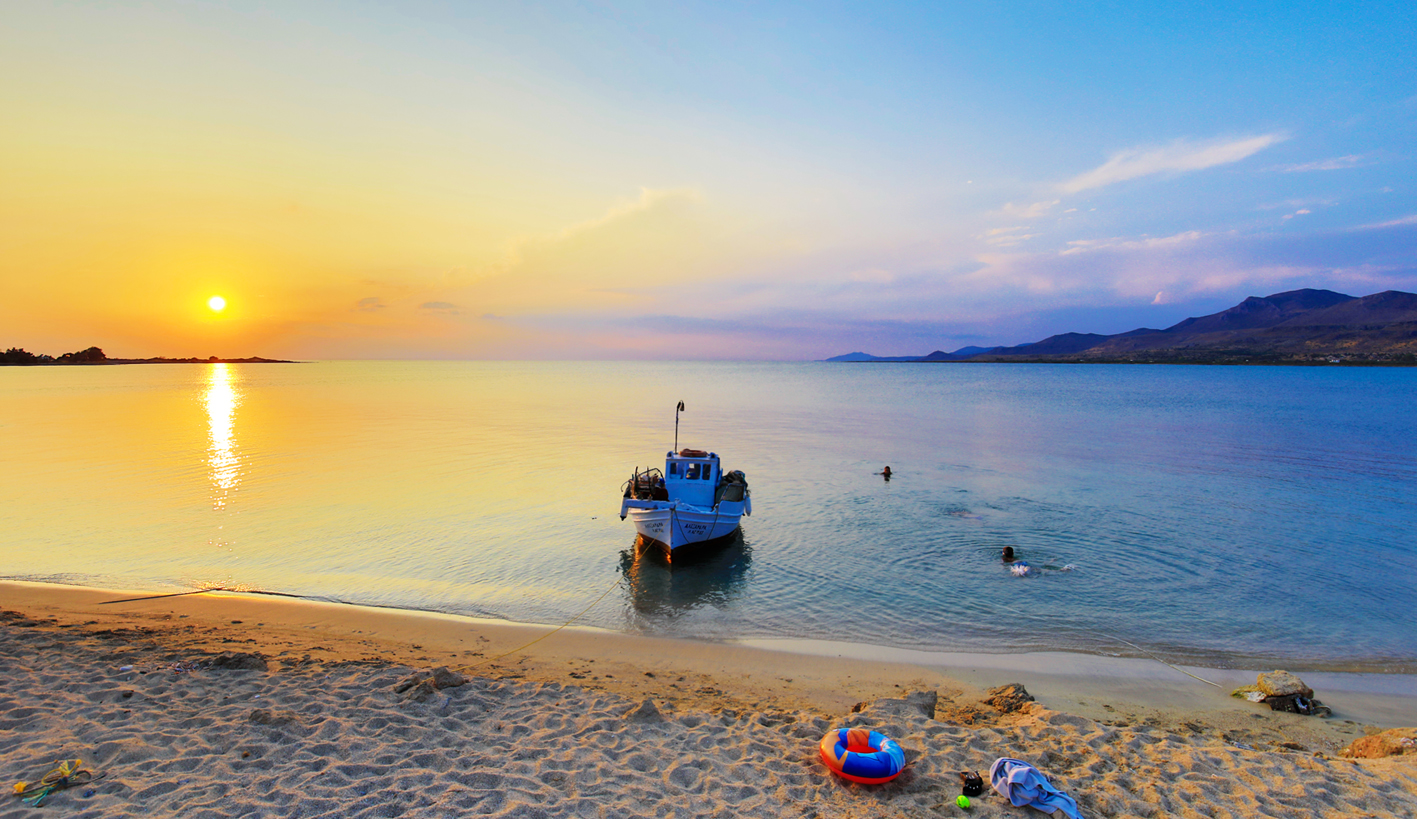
[
  {"left": 620, "top": 529, "right": 753, "bottom": 617},
  {"left": 618, "top": 403, "right": 751, "bottom": 562}
]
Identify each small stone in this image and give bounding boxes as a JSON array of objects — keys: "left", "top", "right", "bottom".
[
  {"left": 624, "top": 698, "right": 665, "bottom": 723},
  {"left": 206, "top": 652, "right": 269, "bottom": 671},
  {"left": 394, "top": 674, "right": 423, "bottom": 694},
  {"left": 1256, "top": 670, "right": 1312, "bottom": 698},
  {"left": 404, "top": 679, "right": 438, "bottom": 703},
  {"left": 431, "top": 667, "right": 467, "bottom": 689},
  {"left": 1339, "top": 729, "right": 1417, "bottom": 759},
  {"left": 984, "top": 683, "right": 1035, "bottom": 713},
  {"left": 248, "top": 708, "right": 299, "bottom": 726}
]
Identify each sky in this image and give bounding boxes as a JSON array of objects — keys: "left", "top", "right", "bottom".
[{"left": 2, "top": 1, "right": 1415, "bottom": 360}]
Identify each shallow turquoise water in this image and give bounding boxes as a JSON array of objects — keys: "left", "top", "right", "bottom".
[{"left": 2, "top": 361, "right": 1414, "bottom": 671}]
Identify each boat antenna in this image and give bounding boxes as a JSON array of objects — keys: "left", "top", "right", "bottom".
[{"left": 675, "top": 400, "right": 685, "bottom": 453}]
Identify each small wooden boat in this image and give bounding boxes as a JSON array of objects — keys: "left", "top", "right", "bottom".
[{"left": 619, "top": 404, "right": 750, "bottom": 561}]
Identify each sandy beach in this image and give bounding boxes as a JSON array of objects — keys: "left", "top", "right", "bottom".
[{"left": 2, "top": 581, "right": 1414, "bottom": 818}]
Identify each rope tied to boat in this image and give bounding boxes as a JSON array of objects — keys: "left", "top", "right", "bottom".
[{"left": 474, "top": 574, "right": 625, "bottom": 667}]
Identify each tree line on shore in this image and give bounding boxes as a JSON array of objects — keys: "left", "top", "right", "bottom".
[{"left": 2, "top": 346, "right": 107, "bottom": 364}]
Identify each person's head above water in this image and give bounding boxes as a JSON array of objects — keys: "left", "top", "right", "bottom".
[
  {"left": 882, "top": 466, "right": 892, "bottom": 475},
  {"left": 1001, "top": 546, "right": 1015, "bottom": 561}
]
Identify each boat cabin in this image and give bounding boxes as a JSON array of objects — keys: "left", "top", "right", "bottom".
[{"left": 665, "top": 449, "right": 718, "bottom": 507}]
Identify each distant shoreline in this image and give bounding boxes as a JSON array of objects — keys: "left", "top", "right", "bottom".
[
  {"left": 832, "top": 357, "right": 1417, "bottom": 367},
  {"left": 1, "top": 357, "right": 298, "bottom": 366},
  {"left": 827, "top": 288, "right": 1417, "bottom": 365}
]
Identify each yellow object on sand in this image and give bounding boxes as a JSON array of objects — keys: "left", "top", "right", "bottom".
[{"left": 14, "top": 759, "right": 92, "bottom": 806}]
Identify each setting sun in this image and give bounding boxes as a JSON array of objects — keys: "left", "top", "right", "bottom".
[{"left": 207, "top": 296, "right": 227, "bottom": 312}]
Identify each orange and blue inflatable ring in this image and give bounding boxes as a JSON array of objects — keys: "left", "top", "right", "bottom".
[{"left": 819, "top": 728, "right": 906, "bottom": 784}]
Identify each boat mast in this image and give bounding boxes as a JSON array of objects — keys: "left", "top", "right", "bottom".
[{"left": 674, "top": 400, "right": 685, "bottom": 453}]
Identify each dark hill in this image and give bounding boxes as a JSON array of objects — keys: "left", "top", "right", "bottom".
[
  {"left": 1274, "top": 290, "right": 1417, "bottom": 327},
  {"left": 1033, "top": 288, "right": 1417, "bottom": 363},
  {"left": 986, "top": 332, "right": 1114, "bottom": 357},
  {"left": 920, "top": 346, "right": 996, "bottom": 361},
  {"left": 822, "top": 351, "right": 925, "bottom": 362},
  {"left": 827, "top": 288, "right": 1417, "bottom": 364},
  {"left": 1165, "top": 289, "right": 1355, "bottom": 335}
]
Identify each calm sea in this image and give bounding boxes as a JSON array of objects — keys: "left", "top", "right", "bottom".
[{"left": 2, "top": 361, "right": 1414, "bottom": 672}]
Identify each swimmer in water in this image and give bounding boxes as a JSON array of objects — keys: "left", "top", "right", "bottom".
[
  {"left": 1001, "top": 546, "right": 1015, "bottom": 562},
  {"left": 882, "top": 466, "right": 892, "bottom": 480}
]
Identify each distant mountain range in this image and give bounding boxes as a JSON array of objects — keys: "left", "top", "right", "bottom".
[{"left": 826, "top": 289, "right": 1417, "bottom": 365}]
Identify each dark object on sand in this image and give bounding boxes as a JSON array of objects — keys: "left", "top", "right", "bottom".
[
  {"left": 1266, "top": 694, "right": 1331, "bottom": 717},
  {"left": 1232, "top": 670, "right": 1330, "bottom": 717},
  {"left": 204, "top": 651, "right": 269, "bottom": 671},
  {"left": 960, "top": 770, "right": 984, "bottom": 796},
  {"left": 248, "top": 708, "right": 301, "bottom": 726},
  {"left": 395, "top": 666, "right": 468, "bottom": 702},
  {"left": 13, "top": 759, "right": 97, "bottom": 807},
  {"left": 984, "top": 683, "right": 1035, "bottom": 713}
]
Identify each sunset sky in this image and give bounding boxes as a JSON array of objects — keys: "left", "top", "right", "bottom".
[{"left": 3, "top": 2, "right": 1414, "bottom": 360}]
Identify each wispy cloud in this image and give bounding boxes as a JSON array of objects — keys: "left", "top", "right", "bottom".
[
  {"left": 1059, "top": 230, "right": 1204, "bottom": 255},
  {"left": 354, "top": 296, "right": 387, "bottom": 311},
  {"left": 1256, "top": 198, "right": 1334, "bottom": 211},
  {"left": 993, "top": 200, "right": 1060, "bottom": 219},
  {"left": 1354, "top": 214, "right": 1417, "bottom": 230},
  {"left": 469, "top": 187, "right": 720, "bottom": 314},
  {"left": 1270, "top": 154, "right": 1367, "bottom": 172},
  {"left": 419, "top": 301, "right": 459, "bottom": 312},
  {"left": 1059, "top": 134, "right": 1286, "bottom": 193},
  {"left": 983, "top": 226, "right": 1041, "bottom": 247},
  {"left": 994, "top": 235, "right": 1042, "bottom": 247}
]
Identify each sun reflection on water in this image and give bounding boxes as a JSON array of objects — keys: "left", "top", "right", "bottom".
[{"left": 204, "top": 363, "right": 242, "bottom": 511}]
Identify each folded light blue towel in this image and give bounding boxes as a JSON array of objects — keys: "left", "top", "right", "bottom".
[{"left": 989, "top": 757, "right": 1082, "bottom": 819}]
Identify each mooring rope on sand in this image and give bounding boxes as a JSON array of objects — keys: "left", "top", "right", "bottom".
[
  {"left": 96, "top": 575, "right": 626, "bottom": 669},
  {"left": 97, "top": 578, "right": 629, "bottom": 665},
  {"left": 474, "top": 575, "right": 625, "bottom": 667},
  {"left": 98, "top": 587, "right": 321, "bottom": 605},
  {"left": 94, "top": 569, "right": 1214, "bottom": 688},
  {"left": 98, "top": 589, "right": 220, "bottom": 604}
]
